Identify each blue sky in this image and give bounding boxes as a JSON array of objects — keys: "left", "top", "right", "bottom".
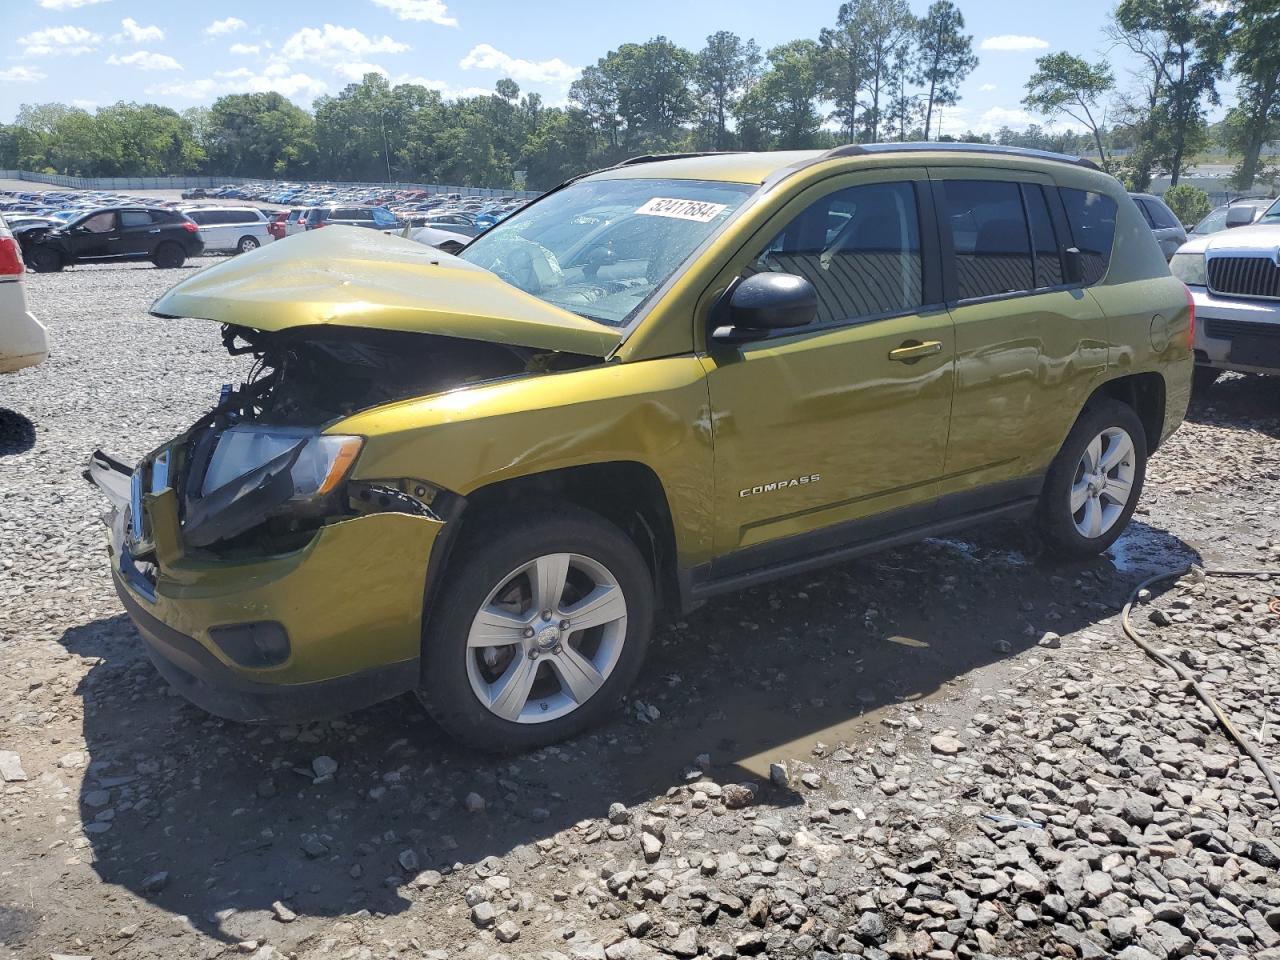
[{"left": 2, "top": 0, "right": 1233, "bottom": 133}]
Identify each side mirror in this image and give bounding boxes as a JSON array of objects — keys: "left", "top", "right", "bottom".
[
  {"left": 1225, "top": 206, "right": 1255, "bottom": 228},
  {"left": 1063, "top": 247, "right": 1085, "bottom": 285},
  {"left": 711, "top": 273, "right": 818, "bottom": 343}
]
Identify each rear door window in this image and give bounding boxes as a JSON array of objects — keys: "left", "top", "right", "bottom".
[
  {"left": 940, "top": 180, "right": 1033, "bottom": 300},
  {"left": 1143, "top": 198, "right": 1180, "bottom": 230},
  {"left": 120, "top": 210, "right": 152, "bottom": 228},
  {"left": 1059, "top": 188, "right": 1118, "bottom": 286}
]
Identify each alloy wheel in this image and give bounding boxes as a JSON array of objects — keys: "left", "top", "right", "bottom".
[
  {"left": 1070, "top": 426, "right": 1136, "bottom": 539},
  {"left": 465, "top": 552, "right": 628, "bottom": 724}
]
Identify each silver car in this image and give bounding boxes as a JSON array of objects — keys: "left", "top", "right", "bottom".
[
  {"left": 1190, "top": 197, "right": 1274, "bottom": 237},
  {"left": 1170, "top": 217, "right": 1280, "bottom": 392},
  {"left": 1129, "top": 192, "right": 1187, "bottom": 260}
]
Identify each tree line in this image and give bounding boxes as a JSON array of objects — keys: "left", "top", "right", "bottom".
[{"left": 0, "top": 0, "right": 1276, "bottom": 192}]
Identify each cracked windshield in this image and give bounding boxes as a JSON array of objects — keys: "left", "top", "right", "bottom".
[{"left": 461, "top": 178, "right": 756, "bottom": 325}]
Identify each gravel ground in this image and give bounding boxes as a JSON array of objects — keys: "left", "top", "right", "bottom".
[{"left": 1, "top": 262, "right": 1279, "bottom": 960}]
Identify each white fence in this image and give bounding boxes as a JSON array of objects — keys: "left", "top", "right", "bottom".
[{"left": 0, "top": 170, "right": 538, "bottom": 199}]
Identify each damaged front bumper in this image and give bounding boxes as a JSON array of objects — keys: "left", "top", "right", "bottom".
[{"left": 85, "top": 450, "right": 443, "bottom": 722}]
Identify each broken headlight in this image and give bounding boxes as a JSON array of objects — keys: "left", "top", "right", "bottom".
[{"left": 202, "top": 425, "right": 364, "bottom": 502}]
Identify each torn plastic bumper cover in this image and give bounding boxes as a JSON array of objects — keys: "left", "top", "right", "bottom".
[{"left": 84, "top": 448, "right": 443, "bottom": 723}]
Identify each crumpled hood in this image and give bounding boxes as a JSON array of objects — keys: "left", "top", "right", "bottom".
[{"left": 149, "top": 226, "right": 621, "bottom": 357}]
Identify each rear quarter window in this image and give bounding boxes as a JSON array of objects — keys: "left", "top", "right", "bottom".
[{"left": 1060, "top": 188, "right": 1118, "bottom": 286}]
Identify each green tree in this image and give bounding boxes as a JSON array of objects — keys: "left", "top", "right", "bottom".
[
  {"left": 1162, "top": 183, "right": 1210, "bottom": 224},
  {"left": 737, "top": 39, "right": 823, "bottom": 149},
  {"left": 569, "top": 64, "right": 622, "bottom": 151},
  {"left": 817, "top": 12, "right": 869, "bottom": 141},
  {"left": 1023, "top": 53, "right": 1114, "bottom": 169},
  {"left": 208, "top": 91, "right": 315, "bottom": 178},
  {"left": 596, "top": 37, "right": 696, "bottom": 152},
  {"left": 694, "top": 31, "right": 754, "bottom": 150},
  {"left": 1224, "top": 0, "right": 1280, "bottom": 190},
  {"left": 1109, "top": 0, "right": 1230, "bottom": 188},
  {"left": 913, "top": 0, "right": 977, "bottom": 141}
]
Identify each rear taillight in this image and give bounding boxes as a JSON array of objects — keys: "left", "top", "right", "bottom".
[
  {"left": 0, "top": 236, "right": 24, "bottom": 278},
  {"left": 1183, "top": 282, "right": 1196, "bottom": 347},
  {"left": 182, "top": 221, "right": 199, "bottom": 233}
]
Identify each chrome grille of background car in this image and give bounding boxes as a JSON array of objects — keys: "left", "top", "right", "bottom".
[{"left": 1207, "top": 255, "right": 1280, "bottom": 300}]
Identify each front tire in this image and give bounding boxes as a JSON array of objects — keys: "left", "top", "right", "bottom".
[
  {"left": 153, "top": 242, "right": 185, "bottom": 269},
  {"left": 29, "top": 246, "right": 64, "bottom": 273},
  {"left": 1037, "top": 399, "right": 1147, "bottom": 559},
  {"left": 418, "top": 506, "right": 654, "bottom": 752},
  {"left": 236, "top": 235, "right": 260, "bottom": 254}
]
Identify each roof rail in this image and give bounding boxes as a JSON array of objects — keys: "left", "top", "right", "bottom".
[
  {"left": 819, "top": 141, "right": 1101, "bottom": 171},
  {"left": 618, "top": 151, "right": 745, "bottom": 166}
]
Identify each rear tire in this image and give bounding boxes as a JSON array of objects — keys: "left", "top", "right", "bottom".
[
  {"left": 1192, "top": 366, "right": 1220, "bottom": 397},
  {"left": 235, "top": 235, "right": 260, "bottom": 254},
  {"left": 1037, "top": 399, "right": 1147, "bottom": 559},
  {"left": 153, "top": 242, "right": 185, "bottom": 269},
  {"left": 418, "top": 505, "right": 654, "bottom": 753},
  {"left": 29, "top": 246, "right": 63, "bottom": 273}
]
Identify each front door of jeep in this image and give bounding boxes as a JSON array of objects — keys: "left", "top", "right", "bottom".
[{"left": 700, "top": 172, "right": 956, "bottom": 566}]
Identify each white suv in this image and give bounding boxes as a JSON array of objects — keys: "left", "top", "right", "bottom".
[
  {"left": 1171, "top": 199, "right": 1280, "bottom": 392},
  {"left": 180, "top": 206, "right": 273, "bottom": 255},
  {"left": 0, "top": 215, "right": 48, "bottom": 374}
]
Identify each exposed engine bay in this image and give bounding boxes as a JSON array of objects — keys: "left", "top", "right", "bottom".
[
  {"left": 217, "top": 323, "right": 591, "bottom": 426},
  {"left": 98, "top": 324, "right": 598, "bottom": 561}
]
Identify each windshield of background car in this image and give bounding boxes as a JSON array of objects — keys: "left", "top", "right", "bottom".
[
  {"left": 1260, "top": 198, "right": 1280, "bottom": 224},
  {"left": 459, "top": 177, "right": 757, "bottom": 326}
]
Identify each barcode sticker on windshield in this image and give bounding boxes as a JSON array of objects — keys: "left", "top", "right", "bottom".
[{"left": 635, "top": 197, "right": 728, "bottom": 222}]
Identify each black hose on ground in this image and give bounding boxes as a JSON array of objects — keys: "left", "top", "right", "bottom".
[{"left": 1120, "top": 565, "right": 1280, "bottom": 807}]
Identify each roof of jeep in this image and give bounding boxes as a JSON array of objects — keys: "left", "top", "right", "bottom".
[{"left": 586, "top": 143, "right": 1104, "bottom": 185}]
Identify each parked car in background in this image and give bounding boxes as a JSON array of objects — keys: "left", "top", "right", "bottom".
[
  {"left": 287, "top": 209, "right": 312, "bottom": 236},
  {"left": 1190, "top": 197, "right": 1274, "bottom": 237},
  {"left": 267, "top": 211, "right": 290, "bottom": 241},
  {"left": 416, "top": 212, "right": 480, "bottom": 237},
  {"left": 305, "top": 205, "right": 400, "bottom": 232},
  {"left": 180, "top": 188, "right": 209, "bottom": 200},
  {"left": 0, "top": 214, "right": 49, "bottom": 373},
  {"left": 407, "top": 224, "right": 471, "bottom": 254},
  {"left": 19, "top": 207, "right": 204, "bottom": 271},
  {"left": 88, "top": 144, "right": 1190, "bottom": 750},
  {"left": 181, "top": 206, "right": 273, "bottom": 255},
  {"left": 1129, "top": 192, "right": 1186, "bottom": 260},
  {"left": 1171, "top": 218, "right": 1280, "bottom": 393}
]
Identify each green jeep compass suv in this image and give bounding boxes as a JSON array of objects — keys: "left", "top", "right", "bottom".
[{"left": 89, "top": 144, "right": 1192, "bottom": 751}]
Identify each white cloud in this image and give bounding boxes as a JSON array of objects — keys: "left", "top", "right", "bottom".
[
  {"left": 205, "top": 17, "right": 246, "bottom": 36},
  {"left": 333, "top": 61, "right": 389, "bottom": 82},
  {"left": 459, "top": 43, "right": 580, "bottom": 86},
  {"left": 0, "top": 65, "right": 47, "bottom": 83},
  {"left": 396, "top": 76, "right": 490, "bottom": 98},
  {"left": 229, "top": 43, "right": 261, "bottom": 55},
  {"left": 107, "top": 50, "right": 183, "bottom": 71},
  {"left": 149, "top": 69, "right": 327, "bottom": 102},
  {"left": 115, "top": 18, "right": 164, "bottom": 44},
  {"left": 37, "top": 0, "right": 110, "bottom": 8},
  {"left": 281, "top": 24, "right": 409, "bottom": 63},
  {"left": 979, "top": 34, "right": 1050, "bottom": 51},
  {"left": 369, "top": 0, "right": 457, "bottom": 26},
  {"left": 19, "top": 25, "right": 103, "bottom": 57},
  {"left": 978, "top": 82, "right": 997, "bottom": 92}
]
